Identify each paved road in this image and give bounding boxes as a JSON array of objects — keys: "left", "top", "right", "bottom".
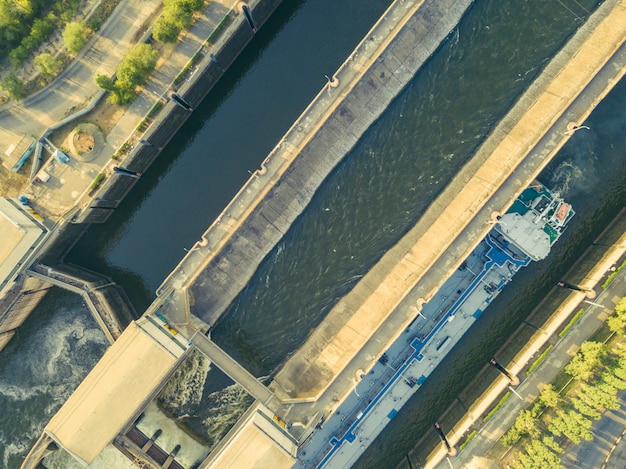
[
  {"left": 563, "top": 392, "right": 626, "bottom": 469},
  {"left": 438, "top": 269, "right": 626, "bottom": 469},
  {"left": 11, "top": 0, "right": 232, "bottom": 219},
  {"left": 0, "top": 0, "right": 162, "bottom": 137}
]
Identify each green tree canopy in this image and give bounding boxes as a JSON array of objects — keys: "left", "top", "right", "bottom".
[
  {"left": 0, "top": 0, "right": 47, "bottom": 58},
  {"left": 512, "top": 437, "right": 563, "bottom": 469},
  {"left": 116, "top": 43, "right": 159, "bottom": 88},
  {"left": 502, "top": 409, "right": 539, "bottom": 446},
  {"left": 153, "top": 0, "right": 204, "bottom": 43},
  {"left": 152, "top": 14, "right": 181, "bottom": 42},
  {"left": 0, "top": 70, "right": 25, "bottom": 99},
  {"left": 608, "top": 297, "right": 626, "bottom": 334},
  {"left": 538, "top": 384, "right": 559, "bottom": 408},
  {"left": 525, "top": 438, "right": 563, "bottom": 469},
  {"left": 578, "top": 382, "right": 619, "bottom": 410},
  {"left": 611, "top": 357, "right": 626, "bottom": 381},
  {"left": 548, "top": 409, "right": 592, "bottom": 444},
  {"left": 63, "top": 20, "right": 90, "bottom": 54},
  {"left": 34, "top": 52, "right": 62, "bottom": 77},
  {"left": 95, "top": 44, "right": 159, "bottom": 104},
  {"left": 95, "top": 73, "right": 115, "bottom": 92},
  {"left": 565, "top": 341, "right": 605, "bottom": 381},
  {"left": 571, "top": 396, "right": 601, "bottom": 420},
  {"left": 541, "top": 435, "right": 562, "bottom": 454}
]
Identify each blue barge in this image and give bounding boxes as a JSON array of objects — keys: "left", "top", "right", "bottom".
[{"left": 297, "top": 184, "right": 574, "bottom": 469}]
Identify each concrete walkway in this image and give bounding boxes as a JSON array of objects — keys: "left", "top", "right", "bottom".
[
  {"left": 191, "top": 332, "right": 280, "bottom": 411},
  {"left": 0, "top": 0, "right": 162, "bottom": 136}
]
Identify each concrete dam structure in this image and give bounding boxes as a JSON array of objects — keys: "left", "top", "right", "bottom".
[{"left": 23, "top": 0, "right": 626, "bottom": 468}]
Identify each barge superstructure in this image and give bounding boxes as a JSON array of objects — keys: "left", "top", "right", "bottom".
[{"left": 297, "top": 184, "right": 574, "bottom": 469}]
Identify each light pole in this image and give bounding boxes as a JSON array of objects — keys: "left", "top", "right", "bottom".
[{"left": 584, "top": 299, "right": 605, "bottom": 308}]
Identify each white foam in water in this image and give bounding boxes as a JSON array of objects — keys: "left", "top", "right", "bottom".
[
  {"left": 43, "top": 444, "right": 134, "bottom": 469},
  {"left": 158, "top": 349, "right": 210, "bottom": 413},
  {"left": 0, "top": 291, "right": 109, "bottom": 468},
  {"left": 136, "top": 401, "right": 210, "bottom": 467}
]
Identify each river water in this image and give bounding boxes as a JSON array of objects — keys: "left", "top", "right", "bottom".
[{"left": 2, "top": 0, "right": 624, "bottom": 467}]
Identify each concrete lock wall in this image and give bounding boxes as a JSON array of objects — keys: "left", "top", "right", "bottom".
[
  {"left": 78, "top": 0, "right": 284, "bottom": 225},
  {"left": 181, "top": 0, "right": 474, "bottom": 326}
]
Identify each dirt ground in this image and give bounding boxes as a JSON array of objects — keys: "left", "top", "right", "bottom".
[
  {"left": 73, "top": 132, "right": 95, "bottom": 153},
  {"left": 0, "top": 165, "right": 29, "bottom": 198},
  {"left": 0, "top": 95, "right": 125, "bottom": 199}
]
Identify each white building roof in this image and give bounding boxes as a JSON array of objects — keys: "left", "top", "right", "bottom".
[{"left": 0, "top": 198, "right": 47, "bottom": 298}]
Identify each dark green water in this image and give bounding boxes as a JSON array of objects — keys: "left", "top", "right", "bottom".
[
  {"left": 2, "top": 0, "right": 625, "bottom": 467},
  {"left": 212, "top": 0, "right": 609, "bottom": 378},
  {"left": 65, "top": 0, "right": 393, "bottom": 309}
]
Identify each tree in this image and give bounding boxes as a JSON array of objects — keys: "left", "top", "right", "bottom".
[
  {"left": 502, "top": 427, "right": 520, "bottom": 447},
  {"left": 152, "top": 14, "right": 181, "bottom": 43},
  {"left": 571, "top": 396, "right": 601, "bottom": 419},
  {"left": 607, "top": 298, "right": 626, "bottom": 334},
  {"left": 564, "top": 341, "right": 605, "bottom": 381},
  {"left": 95, "top": 44, "right": 159, "bottom": 104},
  {"left": 511, "top": 438, "right": 563, "bottom": 469},
  {"left": 611, "top": 357, "right": 626, "bottom": 381},
  {"left": 502, "top": 409, "right": 539, "bottom": 446},
  {"left": 109, "top": 82, "right": 136, "bottom": 104},
  {"left": 598, "top": 380, "right": 618, "bottom": 397},
  {"left": 538, "top": 384, "right": 559, "bottom": 408},
  {"left": 9, "top": 44, "right": 28, "bottom": 67},
  {"left": 153, "top": 0, "right": 204, "bottom": 43},
  {"left": 30, "top": 16, "right": 54, "bottom": 43},
  {"left": 511, "top": 452, "right": 534, "bottom": 469},
  {"left": 578, "top": 383, "right": 619, "bottom": 410},
  {"left": 548, "top": 409, "right": 592, "bottom": 444},
  {"left": 170, "top": 0, "right": 204, "bottom": 13},
  {"left": 515, "top": 410, "right": 540, "bottom": 439},
  {"left": 541, "top": 435, "right": 562, "bottom": 454},
  {"left": 613, "top": 362, "right": 626, "bottom": 381},
  {"left": 63, "top": 21, "right": 89, "bottom": 54},
  {"left": 34, "top": 53, "right": 62, "bottom": 77},
  {"left": 607, "top": 314, "right": 626, "bottom": 334},
  {"left": 525, "top": 438, "right": 563, "bottom": 469},
  {"left": 0, "top": 71, "right": 26, "bottom": 99},
  {"left": 116, "top": 43, "right": 158, "bottom": 88},
  {"left": 94, "top": 73, "right": 115, "bottom": 92},
  {"left": 0, "top": 0, "right": 28, "bottom": 57}
]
